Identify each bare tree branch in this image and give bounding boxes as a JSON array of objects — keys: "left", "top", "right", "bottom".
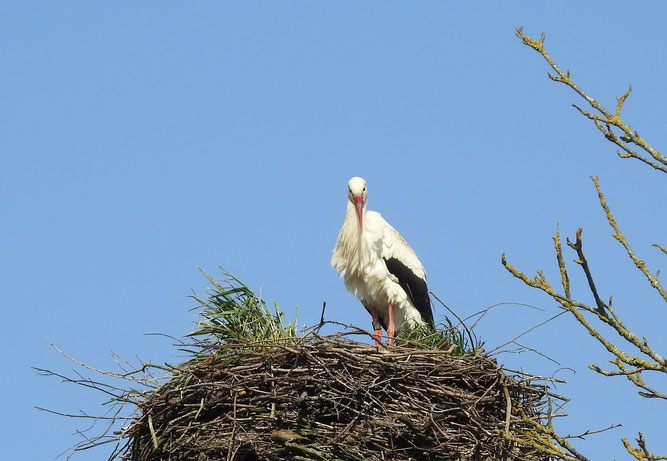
[
  {"left": 591, "top": 176, "right": 667, "bottom": 303},
  {"left": 623, "top": 432, "right": 667, "bottom": 461},
  {"left": 515, "top": 27, "right": 667, "bottom": 174}
]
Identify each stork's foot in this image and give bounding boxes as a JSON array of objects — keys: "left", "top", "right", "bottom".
[
  {"left": 373, "top": 330, "right": 382, "bottom": 346},
  {"left": 387, "top": 301, "right": 395, "bottom": 346},
  {"left": 370, "top": 313, "right": 383, "bottom": 346},
  {"left": 373, "top": 329, "right": 383, "bottom": 346}
]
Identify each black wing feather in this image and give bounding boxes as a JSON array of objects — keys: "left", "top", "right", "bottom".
[{"left": 383, "top": 257, "right": 434, "bottom": 326}]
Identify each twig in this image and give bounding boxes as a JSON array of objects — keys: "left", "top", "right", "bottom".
[
  {"left": 515, "top": 27, "right": 667, "bottom": 174},
  {"left": 147, "top": 413, "right": 159, "bottom": 449},
  {"left": 429, "top": 291, "right": 476, "bottom": 351},
  {"left": 502, "top": 384, "right": 511, "bottom": 434},
  {"left": 487, "top": 311, "right": 567, "bottom": 356},
  {"left": 226, "top": 392, "right": 238, "bottom": 461}
]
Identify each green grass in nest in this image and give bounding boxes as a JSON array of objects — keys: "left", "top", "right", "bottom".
[{"left": 187, "top": 268, "right": 483, "bottom": 356}]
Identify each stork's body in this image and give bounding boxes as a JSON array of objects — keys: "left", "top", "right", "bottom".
[{"left": 331, "top": 177, "right": 434, "bottom": 345}]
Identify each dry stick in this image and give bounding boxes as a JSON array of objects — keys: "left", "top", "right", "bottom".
[
  {"left": 507, "top": 341, "right": 562, "bottom": 366},
  {"left": 567, "top": 228, "right": 608, "bottom": 312},
  {"left": 45, "top": 337, "right": 171, "bottom": 386},
  {"left": 566, "top": 424, "right": 622, "bottom": 440},
  {"left": 226, "top": 393, "right": 238, "bottom": 461},
  {"left": 194, "top": 397, "right": 205, "bottom": 420},
  {"left": 147, "top": 413, "right": 159, "bottom": 450},
  {"left": 35, "top": 371, "right": 119, "bottom": 401},
  {"left": 467, "top": 302, "right": 545, "bottom": 331},
  {"left": 429, "top": 291, "right": 476, "bottom": 350},
  {"left": 318, "top": 301, "right": 326, "bottom": 328},
  {"left": 34, "top": 407, "right": 118, "bottom": 420},
  {"left": 487, "top": 311, "right": 567, "bottom": 356},
  {"left": 503, "top": 384, "right": 512, "bottom": 434}
]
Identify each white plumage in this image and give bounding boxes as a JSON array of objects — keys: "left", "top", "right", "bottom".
[{"left": 331, "top": 177, "right": 434, "bottom": 345}]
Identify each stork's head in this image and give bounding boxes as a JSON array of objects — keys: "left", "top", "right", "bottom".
[{"left": 347, "top": 176, "right": 367, "bottom": 232}]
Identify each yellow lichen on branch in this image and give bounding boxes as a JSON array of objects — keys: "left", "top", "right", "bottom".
[
  {"left": 503, "top": 180, "right": 667, "bottom": 392},
  {"left": 553, "top": 226, "right": 571, "bottom": 299},
  {"left": 623, "top": 432, "right": 667, "bottom": 461},
  {"left": 512, "top": 28, "right": 667, "bottom": 458},
  {"left": 515, "top": 27, "right": 667, "bottom": 174},
  {"left": 592, "top": 176, "right": 667, "bottom": 303}
]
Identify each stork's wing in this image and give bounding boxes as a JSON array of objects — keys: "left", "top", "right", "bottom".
[{"left": 373, "top": 213, "right": 434, "bottom": 326}]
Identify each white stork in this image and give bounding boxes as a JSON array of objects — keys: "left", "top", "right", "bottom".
[{"left": 331, "top": 176, "right": 434, "bottom": 345}]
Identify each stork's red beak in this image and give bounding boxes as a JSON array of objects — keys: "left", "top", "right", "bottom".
[{"left": 355, "top": 195, "right": 363, "bottom": 232}]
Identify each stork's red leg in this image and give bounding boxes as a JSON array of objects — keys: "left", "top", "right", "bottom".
[
  {"left": 387, "top": 301, "right": 395, "bottom": 346},
  {"left": 368, "top": 305, "right": 383, "bottom": 346}
]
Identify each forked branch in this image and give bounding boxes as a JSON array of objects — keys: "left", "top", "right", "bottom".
[
  {"left": 515, "top": 27, "right": 667, "bottom": 174},
  {"left": 592, "top": 177, "right": 667, "bottom": 303},
  {"left": 514, "top": 28, "right": 667, "bottom": 459},
  {"left": 623, "top": 432, "right": 667, "bottom": 461},
  {"left": 503, "top": 176, "right": 666, "bottom": 398}
]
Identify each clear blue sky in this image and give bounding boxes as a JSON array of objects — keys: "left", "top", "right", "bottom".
[{"left": 3, "top": 2, "right": 666, "bottom": 459}]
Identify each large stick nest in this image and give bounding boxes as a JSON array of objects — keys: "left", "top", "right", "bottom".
[{"left": 126, "top": 335, "right": 552, "bottom": 461}]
